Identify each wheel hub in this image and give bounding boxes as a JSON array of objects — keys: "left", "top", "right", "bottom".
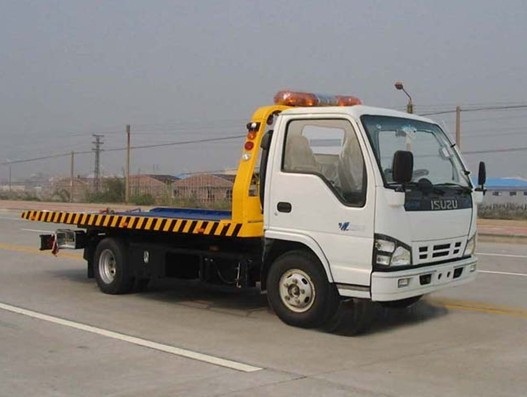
[
  {"left": 279, "top": 269, "right": 315, "bottom": 313},
  {"left": 99, "top": 249, "right": 117, "bottom": 284}
]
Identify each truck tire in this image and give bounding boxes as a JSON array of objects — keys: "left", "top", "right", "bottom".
[
  {"left": 267, "top": 250, "right": 339, "bottom": 328},
  {"left": 94, "top": 238, "right": 134, "bottom": 294}
]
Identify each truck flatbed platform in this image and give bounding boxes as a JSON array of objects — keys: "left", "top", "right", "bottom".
[
  {"left": 145, "top": 207, "right": 232, "bottom": 221},
  {"left": 21, "top": 207, "right": 262, "bottom": 238}
]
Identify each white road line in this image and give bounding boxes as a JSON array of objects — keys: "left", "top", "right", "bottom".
[
  {"left": 21, "top": 228, "right": 54, "bottom": 233},
  {"left": 478, "top": 252, "right": 527, "bottom": 259},
  {"left": 0, "top": 216, "right": 23, "bottom": 221},
  {"left": 479, "top": 270, "right": 527, "bottom": 277},
  {"left": 0, "top": 302, "right": 262, "bottom": 373}
]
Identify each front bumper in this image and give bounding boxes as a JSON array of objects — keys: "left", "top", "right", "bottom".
[{"left": 371, "top": 256, "right": 477, "bottom": 301}]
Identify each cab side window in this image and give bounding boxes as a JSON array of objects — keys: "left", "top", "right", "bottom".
[{"left": 282, "top": 119, "right": 367, "bottom": 207}]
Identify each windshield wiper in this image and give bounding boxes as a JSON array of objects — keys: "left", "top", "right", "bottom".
[
  {"left": 434, "top": 183, "right": 472, "bottom": 194},
  {"left": 398, "top": 180, "right": 446, "bottom": 195}
]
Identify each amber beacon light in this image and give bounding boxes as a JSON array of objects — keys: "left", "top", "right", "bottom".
[{"left": 274, "top": 90, "right": 362, "bottom": 107}]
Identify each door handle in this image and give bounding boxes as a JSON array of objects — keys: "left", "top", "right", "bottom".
[{"left": 277, "top": 202, "right": 292, "bottom": 213}]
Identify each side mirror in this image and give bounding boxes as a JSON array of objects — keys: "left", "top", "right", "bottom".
[
  {"left": 476, "top": 161, "right": 486, "bottom": 194},
  {"left": 392, "top": 150, "right": 414, "bottom": 184},
  {"left": 478, "top": 161, "right": 486, "bottom": 187}
]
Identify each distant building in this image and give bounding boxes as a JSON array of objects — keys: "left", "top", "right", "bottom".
[
  {"left": 173, "top": 173, "right": 236, "bottom": 203},
  {"left": 0, "top": 184, "right": 26, "bottom": 193},
  {"left": 129, "top": 174, "right": 180, "bottom": 199},
  {"left": 47, "top": 176, "right": 90, "bottom": 202},
  {"left": 482, "top": 178, "right": 527, "bottom": 205}
]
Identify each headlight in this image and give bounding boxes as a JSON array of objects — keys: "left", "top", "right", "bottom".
[
  {"left": 464, "top": 234, "right": 477, "bottom": 256},
  {"left": 375, "top": 239, "right": 396, "bottom": 253},
  {"left": 374, "top": 235, "right": 412, "bottom": 268},
  {"left": 391, "top": 246, "right": 411, "bottom": 266}
]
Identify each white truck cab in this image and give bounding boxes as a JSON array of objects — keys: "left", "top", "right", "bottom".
[{"left": 263, "top": 94, "right": 480, "bottom": 326}]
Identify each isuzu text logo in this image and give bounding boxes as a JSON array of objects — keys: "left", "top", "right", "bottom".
[{"left": 431, "top": 199, "right": 459, "bottom": 210}]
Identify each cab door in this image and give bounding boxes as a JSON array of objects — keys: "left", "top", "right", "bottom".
[{"left": 265, "top": 115, "right": 375, "bottom": 288}]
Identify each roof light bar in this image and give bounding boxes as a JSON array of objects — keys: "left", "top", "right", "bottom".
[{"left": 274, "top": 90, "right": 362, "bottom": 107}]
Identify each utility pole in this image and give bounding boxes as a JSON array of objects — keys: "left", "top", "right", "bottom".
[
  {"left": 125, "top": 124, "right": 130, "bottom": 203},
  {"left": 8, "top": 164, "right": 11, "bottom": 192},
  {"left": 92, "top": 134, "right": 104, "bottom": 193},
  {"left": 70, "top": 151, "right": 75, "bottom": 203},
  {"left": 455, "top": 106, "right": 461, "bottom": 149}
]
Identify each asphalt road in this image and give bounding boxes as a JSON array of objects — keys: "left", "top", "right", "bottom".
[{"left": 0, "top": 208, "right": 526, "bottom": 397}]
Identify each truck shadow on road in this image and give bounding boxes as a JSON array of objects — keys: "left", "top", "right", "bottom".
[
  {"left": 141, "top": 279, "right": 270, "bottom": 316},
  {"left": 137, "top": 279, "right": 450, "bottom": 336},
  {"left": 320, "top": 299, "right": 449, "bottom": 336},
  {"left": 368, "top": 301, "right": 449, "bottom": 335},
  {"left": 48, "top": 269, "right": 450, "bottom": 336},
  {"left": 46, "top": 268, "right": 93, "bottom": 285}
]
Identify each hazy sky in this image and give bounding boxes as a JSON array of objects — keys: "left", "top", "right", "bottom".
[{"left": 1, "top": 0, "right": 526, "bottom": 183}]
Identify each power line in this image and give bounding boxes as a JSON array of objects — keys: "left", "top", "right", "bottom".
[
  {"left": 0, "top": 134, "right": 245, "bottom": 166},
  {"left": 421, "top": 104, "right": 527, "bottom": 116},
  {"left": 99, "top": 134, "right": 245, "bottom": 153},
  {"left": 3, "top": 112, "right": 526, "bottom": 168},
  {"left": 3, "top": 139, "right": 525, "bottom": 168},
  {"left": 457, "top": 113, "right": 527, "bottom": 124},
  {"left": 463, "top": 130, "right": 526, "bottom": 139},
  {"left": 0, "top": 152, "right": 72, "bottom": 165},
  {"left": 417, "top": 101, "right": 527, "bottom": 111},
  {"left": 463, "top": 147, "right": 527, "bottom": 155},
  {"left": 2, "top": 120, "right": 245, "bottom": 141}
]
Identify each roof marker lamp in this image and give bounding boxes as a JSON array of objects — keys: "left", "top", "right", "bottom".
[{"left": 274, "top": 90, "right": 362, "bottom": 107}]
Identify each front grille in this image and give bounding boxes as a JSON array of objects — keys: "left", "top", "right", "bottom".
[{"left": 416, "top": 239, "right": 464, "bottom": 264}]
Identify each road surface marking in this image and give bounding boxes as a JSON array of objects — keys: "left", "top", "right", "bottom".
[
  {"left": 479, "top": 270, "right": 527, "bottom": 277},
  {"left": 0, "top": 302, "right": 262, "bottom": 373},
  {"left": 22, "top": 228, "right": 54, "bottom": 233},
  {"left": 430, "top": 298, "right": 527, "bottom": 319},
  {"left": 0, "top": 243, "right": 82, "bottom": 260},
  {"left": 0, "top": 216, "right": 24, "bottom": 221},
  {"left": 478, "top": 252, "right": 527, "bottom": 259}
]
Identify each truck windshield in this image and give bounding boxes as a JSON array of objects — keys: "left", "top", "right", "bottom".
[{"left": 361, "top": 115, "right": 471, "bottom": 188}]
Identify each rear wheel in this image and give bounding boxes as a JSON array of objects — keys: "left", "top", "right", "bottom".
[
  {"left": 267, "top": 250, "right": 339, "bottom": 328},
  {"left": 94, "top": 238, "right": 134, "bottom": 294}
]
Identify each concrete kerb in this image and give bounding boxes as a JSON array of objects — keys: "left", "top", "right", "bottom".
[
  {"left": 478, "top": 233, "right": 527, "bottom": 244},
  {"left": 477, "top": 219, "right": 527, "bottom": 243}
]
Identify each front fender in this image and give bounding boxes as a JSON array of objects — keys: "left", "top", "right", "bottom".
[{"left": 264, "top": 229, "right": 334, "bottom": 282}]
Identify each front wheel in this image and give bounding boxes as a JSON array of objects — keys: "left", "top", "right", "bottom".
[
  {"left": 94, "top": 238, "right": 134, "bottom": 294},
  {"left": 267, "top": 250, "right": 339, "bottom": 328}
]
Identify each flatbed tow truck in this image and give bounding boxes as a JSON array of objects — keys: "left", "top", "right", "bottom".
[{"left": 22, "top": 91, "right": 486, "bottom": 333}]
